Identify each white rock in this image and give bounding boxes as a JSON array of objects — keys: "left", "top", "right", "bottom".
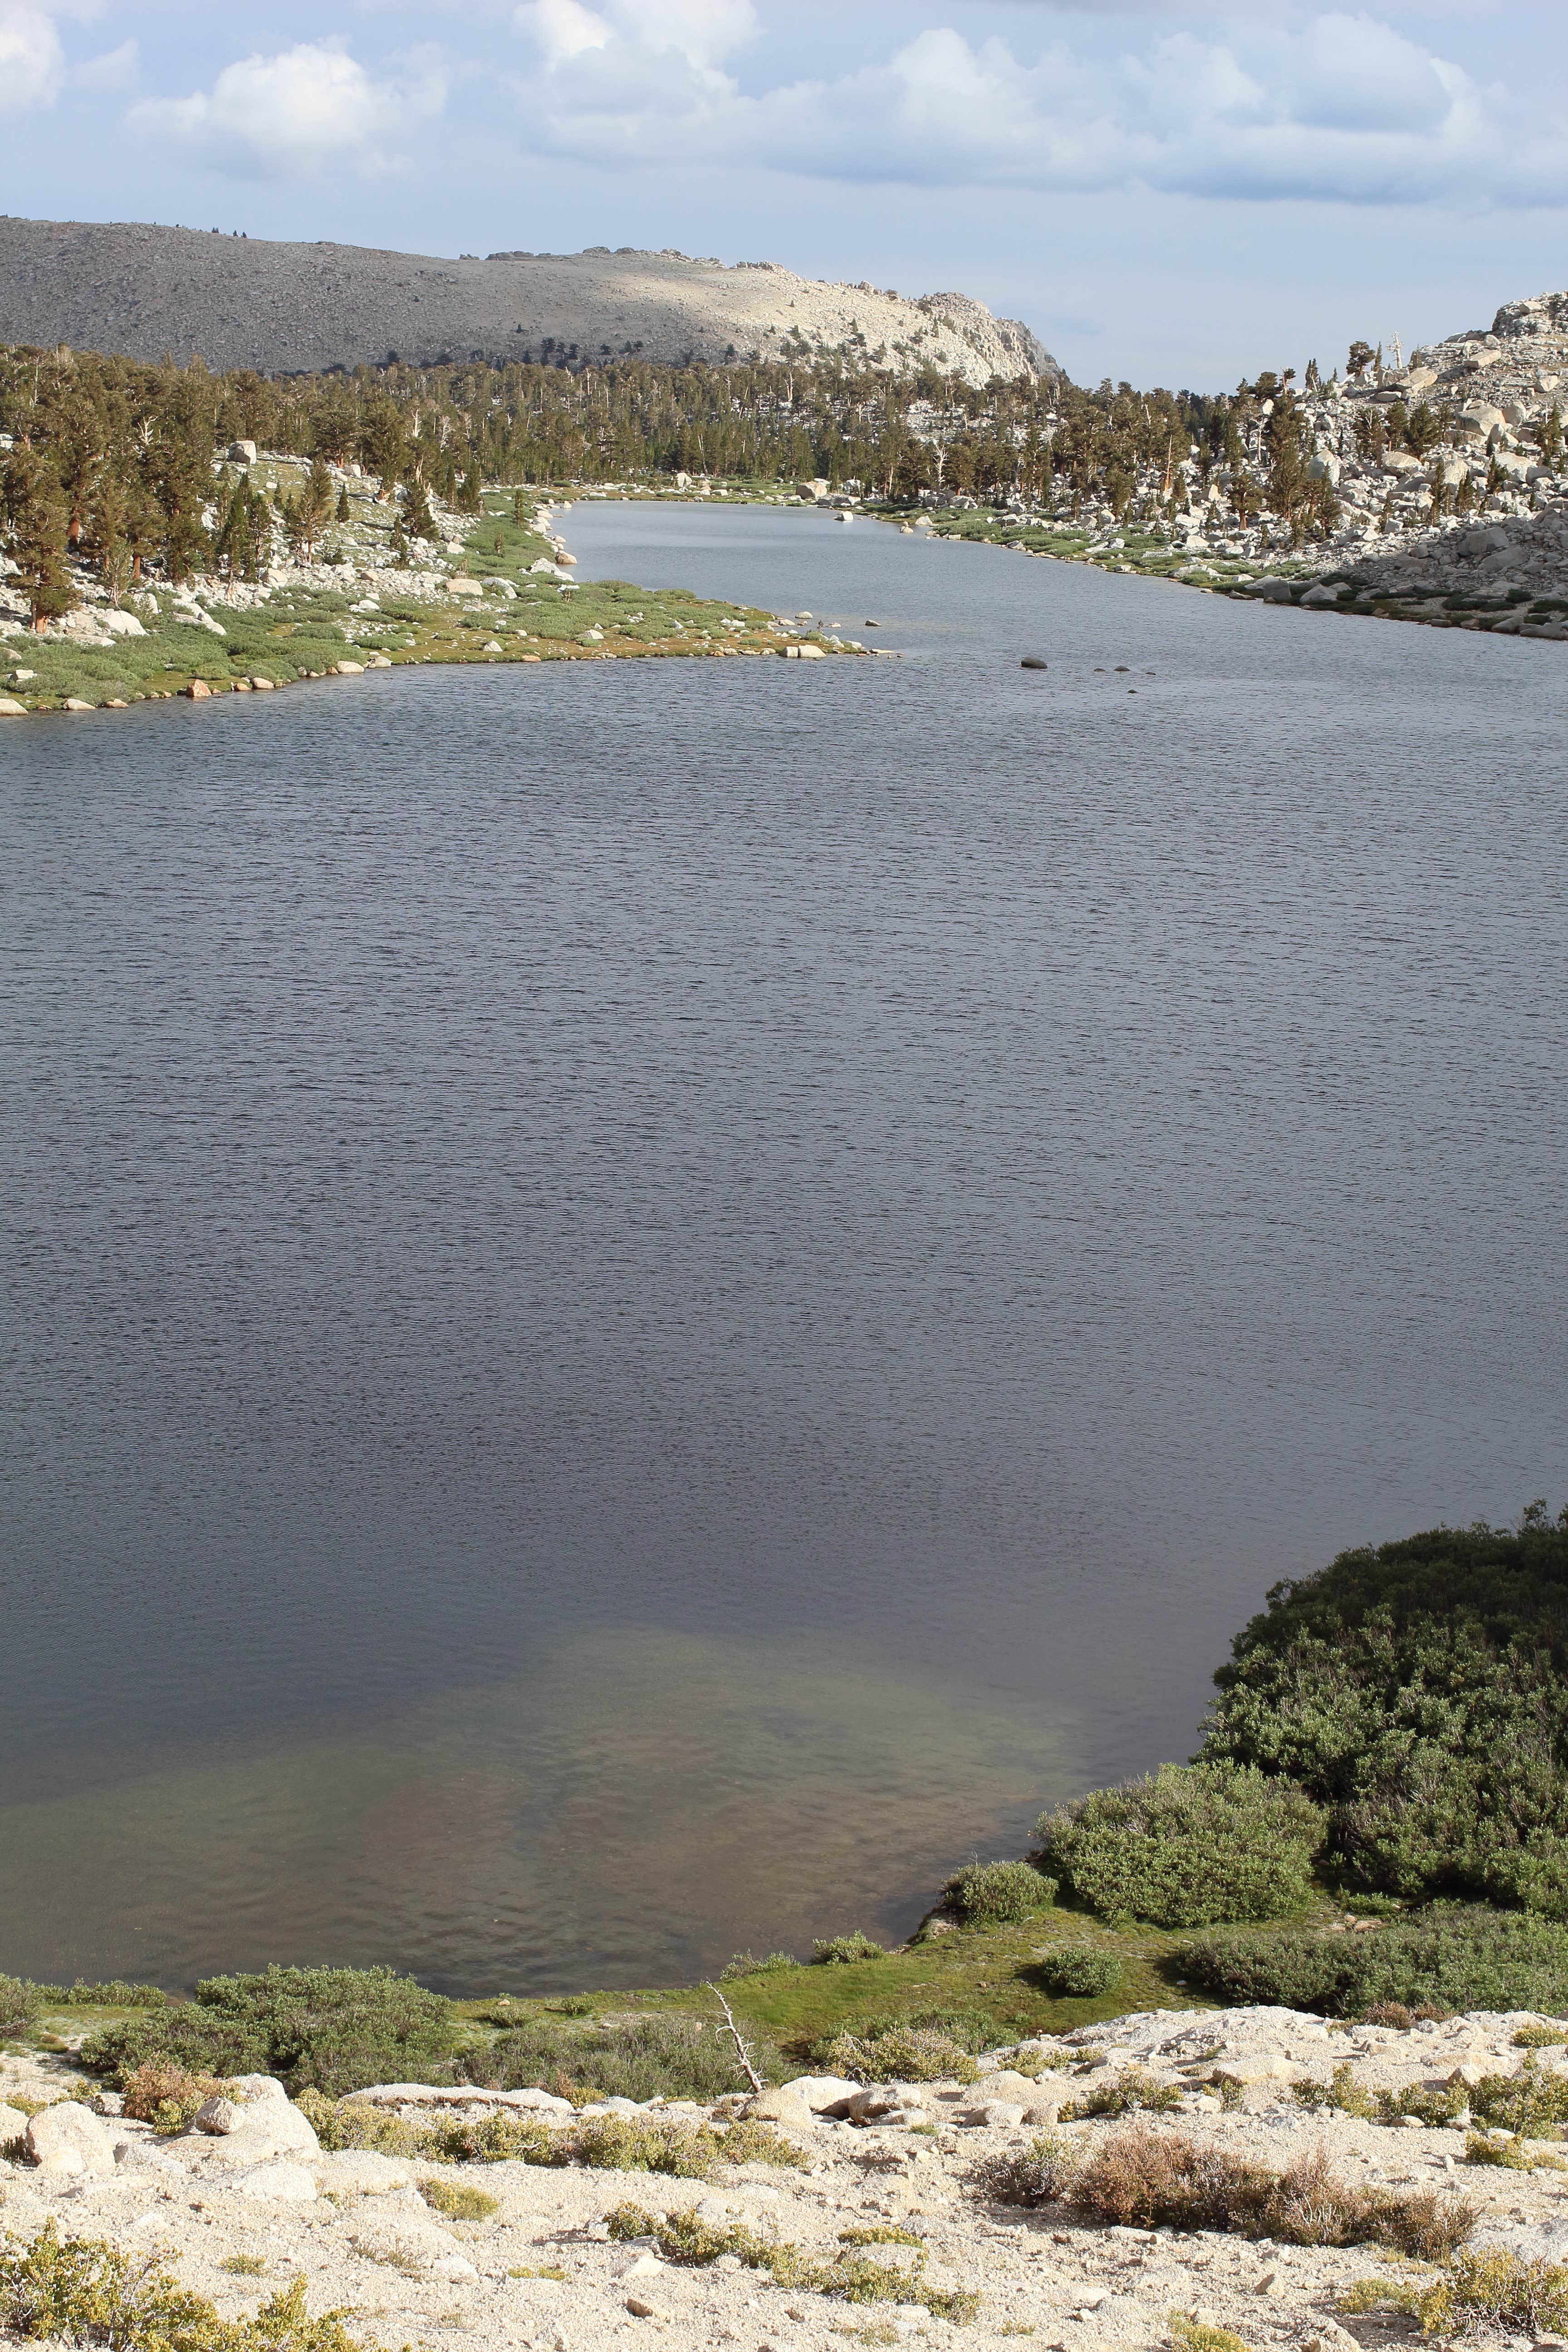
[
  {"left": 314, "top": 2149, "right": 417, "bottom": 2194},
  {"left": 779, "top": 2075, "right": 860, "bottom": 2112},
  {"left": 0, "top": 697, "right": 26, "bottom": 715},
  {"left": 959, "top": 2101, "right": 1027, "bottom": 2129},
  {"left": 347, "top": 2082, "right": 573, "bottom": 2114},
  {"left": 0, "top": 2102, "right": 30, "bottom": 2141},
  {"left": 447, "top": 577, "right": 484, "bottom": 597},
  {"left": 232, "top": 2160, "right": 319, "bottom": 2201},
  {"left": 25, "top": 2102, "right": 118, "bottom": 2178},
  {"left": 99, "top": 609, "right": 147, "bottom": 637}
]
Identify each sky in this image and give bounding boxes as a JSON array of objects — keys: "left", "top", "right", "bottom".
[{"left": 2, "top": 0, "right": 1566, "bottom": 389}]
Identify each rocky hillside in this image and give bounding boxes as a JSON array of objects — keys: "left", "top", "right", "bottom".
[
  {"left": 0, "top": 216, "right": 1056, "bottom": 388},
  {"left": 4, "top": 2003, "right": 1567, "bottom": 2351}
]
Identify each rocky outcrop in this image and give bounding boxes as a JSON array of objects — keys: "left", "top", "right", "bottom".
[{"left": 0, "top": 216, "right": 1058, "bottom": 389}]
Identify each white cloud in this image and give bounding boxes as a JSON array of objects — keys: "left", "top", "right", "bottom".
[
  {"left": 0, "top": 4, "right": 65, "bottom": 111},
  {"left": 509, "top": 5, "right": 1568, "bottom": 209},
  {"left": 127, "top": 38, "right": 447, "bottom": 178},
  {"left": 75, "top": 34, "right": 135, "bottom": 89}
]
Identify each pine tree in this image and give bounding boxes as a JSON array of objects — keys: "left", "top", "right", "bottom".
[
  {"left": 335, "top": 484, "right": 350, "bottom": 522},
  {"left": 2, "top": 445, "right": 76, "bottom": 627},
  {"left": 85, "top": 469, "right": 130, "bottom": 595},
  {"left": 402, "top": 479, "right": 435, "bottom": 542},
  {"left": 303, "top": 457, "right": 333, "bottom": 557}
]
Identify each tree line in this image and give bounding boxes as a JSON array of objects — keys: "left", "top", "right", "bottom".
[{"left": 2, "top": 337, "right": 1496, "bottom": 625}]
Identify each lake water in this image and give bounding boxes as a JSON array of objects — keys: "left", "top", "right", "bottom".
[{"left": 4, "top": 502, "right": 1566, "bottom": 1993}]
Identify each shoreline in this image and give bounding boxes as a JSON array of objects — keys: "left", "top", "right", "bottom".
[{"left": 0, "top": 474, "right": 880, "bottom": 721}]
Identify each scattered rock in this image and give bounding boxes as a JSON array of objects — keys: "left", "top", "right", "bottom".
[
  {"left": 25, "top": 2102, "right": 118, "bottom": 2179},
  {"left": 746, "top": 2086, "right": 815, "bottom": 2130},
  {"left": 185, "top": 679, "right": 211, "bottom": 699},
  {"left": 780, "top": 2076, "right": 860, "bottom": 2112},
  {"left": 231, "top": 2160, "right": 318, "bottom": 2201}
]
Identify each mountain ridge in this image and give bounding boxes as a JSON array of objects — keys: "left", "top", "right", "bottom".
[{"left": 0, "top": 216, "right": 1057, "bottom": 389}]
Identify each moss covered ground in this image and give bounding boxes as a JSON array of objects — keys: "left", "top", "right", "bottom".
[
  {"left": 9, "top": 1898, "right": 1341, "bottom": 2081},
  {"left": 446, "top": 1896, "right": 1324, "bottom": 2064}
]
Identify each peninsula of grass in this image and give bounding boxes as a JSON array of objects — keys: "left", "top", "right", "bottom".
[{"left": 1, "top": 476, "right": 825, "bottom": 715}]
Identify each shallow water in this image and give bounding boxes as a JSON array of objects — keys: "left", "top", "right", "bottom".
[{"left": 3, "top": 503, "right": 1566, "bottom": 1989}]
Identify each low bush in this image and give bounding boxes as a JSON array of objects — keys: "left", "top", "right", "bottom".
[
  {"left": 29, "top": 1980, "right": 171, "bottom": 2009},
  {"left": 1514, "top": 2024, "right": 1568, "bottom": 2048},
  {"left": 1170, "top": 2320, "right": 1252, "bottom": 2352},
  {"left": 941, "top": 1861, "right": 1057, "bottom": 1926},
  {"left": 604, "top": 2200, "right": 980, "bottom": 2321},
  {"left": 720, "top": 1950, "right": 802, "bottom": 1979},
  {"left": 291, "top": 2097, "right": 803, "bottom": 2175},
  {"left": 418, "top": 2111, "right": 554, "bottom": 2165},
  {"left": 0, "top": 1976, "right": 41, "bottom": 2037},
  {"left": 1036, "top": 1762, "right": 1323, "bottom": 1928},
  {"left": 1060, "top": 2067, "right": 1182, "bottom": 2121},
  {"left": 1176, "top": 1902, "right": 1568, "bottom": 2016},
  {"left": 974, "top": 2130, "right": 1080, "bottom": 2206},
  {"left": 571, "top": 2114, "right": 731, "bottom": 2177},
  {"left": 0, "top": 2219, "right": 362, "bottom": 2350},
  {"left": 473, "top": 2010, "right": 779, "bottom": 2102},
  {"left": 82, "top": 1965, "right": 461, "bottom": 2098},
  {"left": 812, "top": 1932, "right": 890, "bottom": 1965},
  {"left": 1034, "top": 1946, "right": 1123, "bottom": 1999},
  {"left": 1074, "top": 2125, "right": 1474, "bottom": 2259},
  {"left": 1470, "top": 2057, "right": 1568, "bottom": 2136},
  {"left": 1463, "top": 2131, "right": 1566, "bottom": 2172},
  {"left": 293, "top": 2090, "right": 422, "bottom": 2159},
  {"left": 1362, "top": 2000, "right": 1452, "bottom": 2027},
  {"left": 1343, "top": 2249, "right": 1568, "bottom": 2338},
  {"left": 418, "top": 2176, "right": 499, "bottom": 2220},
  {"left": 121, "top": 2060, "right": 229, "bottom": 2133},
  {"left": 817, "top": 2024, "right": 980, "bottom": 2085}
]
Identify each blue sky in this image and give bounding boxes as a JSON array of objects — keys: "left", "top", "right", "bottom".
[{"left": 3, "top": 1, "right": 1566, "bottom": 387}]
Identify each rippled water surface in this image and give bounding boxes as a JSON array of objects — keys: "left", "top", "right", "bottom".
[{"left": 3, "top": 503, "right": 1566, "bottom": 1989}]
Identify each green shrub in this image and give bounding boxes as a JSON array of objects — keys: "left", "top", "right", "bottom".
[
  {"left": 419, "top": 2111, "right": 554, "bottom": 2165},
  {"left": 0, "top": 1976, "right": 41, "bottom": 2037},
  {"left": 603, "top": 2200, "right": 978, "bottom": 2321},
  {"left": 941, "top": 1861, "right": 1056, "bottom": 1926},
  {"left": 1200, "top": 1509, "right": 1568, "bottom": 1908},
  {"left": 817, "top": 2025, "right": 979, "bottom": 2084},
  {"left": 1034, "top": 1946, "right": 1123, "bottom": 1998},
  {"left": 1060, "top": 2067, "right": 1181, "bottom": 2120},
  {"left": 293, "top": 2089, "right": 423, "bottom": 2158},
  {"left": 0, "top": 2219, "right": 363, "bottom": 2349},
  {"left": 1176, "top": 1901, "right": 1568, "bottom": 2016},
  {"left": 720, "top": 1951, "right": 802, "bottom": 1980},
  {"left": 475, "top": 2012, "right": 779, "bottom": 2102},
  {"left": 812, "top": 1932, "right": 889, "bottom": 1965},
  {"left": 418, "top": 2176, "right": 499, "bottom": 2220},
  {"left": 1410, "top": 2249, "right": 1568, "bottom": 2337},
  {"left": 1036, "top": 1762, "right": 1323, "bottom": 1927},
  {"left": 121, "top": 2060, "right": 230, "bottom": 2132},
  {"left": 974, "top": 2131, "right": 1080, "bottom": 2206},
  {"left": 81, "top": 1965, "right": 461, "bottom": 2098},
  {"left": 29, "top": 1980, "right": 170, "bottom": 2009}
]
